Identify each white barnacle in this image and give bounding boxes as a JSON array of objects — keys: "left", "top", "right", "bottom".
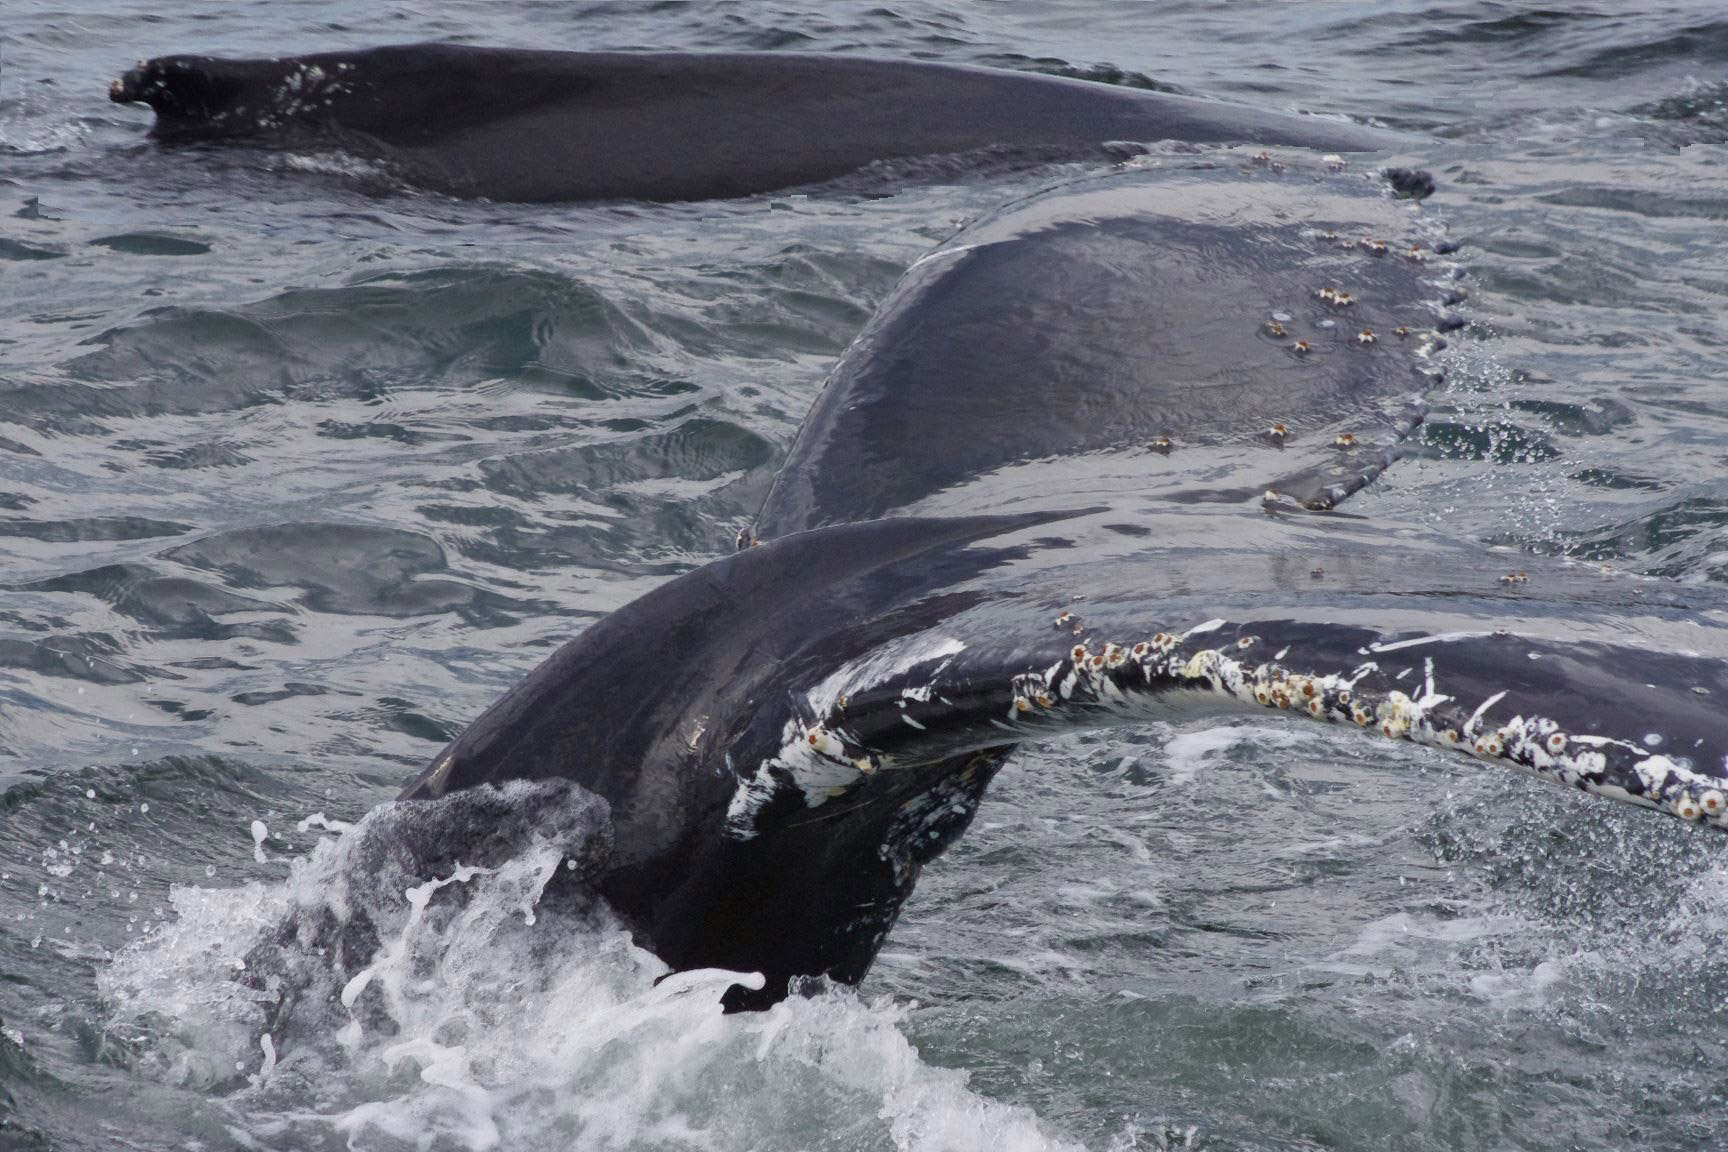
[
  {"left": 1182, "top": 649, "right": 1222, "bottom": 682},
  {"left": 1378, "top": 691, "right": 1415, "bottom": 739},
  {"left": 807, "top": 726, "right": 845, "bottom": 759},
  {"left": 1634, "top": 754, "right": 1682, "bottom": 795}
]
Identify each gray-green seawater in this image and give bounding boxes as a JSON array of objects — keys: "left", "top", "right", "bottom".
[{"left": 4, "top": 2, "right": 1728, "bottom": 1148}]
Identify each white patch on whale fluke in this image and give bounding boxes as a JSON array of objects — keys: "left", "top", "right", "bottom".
[
  {"left": 725, "top": 637, "right": 973, "bottom": 833},
  {"left": 725, "top": 766, "right": 780, "bottom": 840},
  {"left": 805, "top": 635, "right": 966, "bottom": 718},
  {"left": 1369, "top": 631, "right": 1489, "bottom": 654}
]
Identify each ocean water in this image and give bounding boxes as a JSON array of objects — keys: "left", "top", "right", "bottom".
[{"left": 4, "top": 2, "right": 1728, "bottom": 1149}]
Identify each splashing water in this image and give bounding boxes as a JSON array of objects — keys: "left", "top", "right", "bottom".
[{"left": 98, "top": 782, "right": 1075, "bottom": 1152}]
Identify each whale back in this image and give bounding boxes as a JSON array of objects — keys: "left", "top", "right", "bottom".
[
  {"left": 755, "top": 161, "right": 1459, "bottom": 537},
  {"left": 110, "top": 45, "right": 1399, "bottom": 203}
]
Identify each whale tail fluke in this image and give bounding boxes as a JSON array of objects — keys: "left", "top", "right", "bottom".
[{"left": 749, "top": 589, "right": 1728, "bottom": 839}]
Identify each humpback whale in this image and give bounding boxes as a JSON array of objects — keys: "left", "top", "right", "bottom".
[
  {"left": 109, "top": 43, "right": 1395, "bottom": 202},
  {"left": 395, "top": 159, "right": 1728, "bottom": 1009},
  {"left": 113, "top": 47, "right": 1728, "bottom": 1013}
]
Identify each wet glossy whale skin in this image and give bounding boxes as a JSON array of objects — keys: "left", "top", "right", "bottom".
[{"left": 109, "top": 43, "right": 1396, "bottom": 202}]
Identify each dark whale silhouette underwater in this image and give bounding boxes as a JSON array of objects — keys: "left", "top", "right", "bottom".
[{"left": 117, "top": 44, "right": 1728, "bottom": 1013}]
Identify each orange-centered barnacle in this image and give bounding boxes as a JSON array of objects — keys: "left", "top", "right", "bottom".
[
  {"left": 1394, "top": 326, "right": 1410, "bottom": 338},
  {"left": 1266, "top": 320, "right": 1287, "bottom": 337},
  {"left": 1035, "top": 692, "right": 1055, "bottom": 708},
  {"left": 1703, "top": 790, "right": 1725, "bottom": 815},
  {"left": 1132, "top": 641, "right": 1149, "bottom": 656},
  {"left": 1291, "top": 340, "right": 1311, "bottom": 354},
  {"left": 1014, "top": 695, "right": 1033, "bottom": 713},
  {"left": 1358, "top": 329, "right": 1377, "bottom": 344},
  {"left": 1072, "top": 645, "right": 1088, "bottom": 662},
  {"left": 1546, "top": 732, "right": 1566, "bottom": 754}
]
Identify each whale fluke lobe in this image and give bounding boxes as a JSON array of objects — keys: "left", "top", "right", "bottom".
[
  {"left": 755, "top": 163, "right": 1454, "bottom": 537},
  {"left": 110, "top": 44, "right": 1403, "bottom": 203},
  {"left": 767, "top": 600, "right": 1728, "bottom": 837}
]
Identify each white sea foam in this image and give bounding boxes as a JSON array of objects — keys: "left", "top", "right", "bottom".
[
  {"left": 100, "top": 785, "right": 1076, "bottom": 1152},
  {"left": 1162, "top": 724, "right": 1308, "bottom": 785}
]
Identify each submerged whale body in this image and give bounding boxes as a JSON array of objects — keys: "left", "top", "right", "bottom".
[
  {"left": 396, "top": 157, "right": 1728, "bottom": 1009},
  {"left": 109, "top": 43, "right": 1398, "bottom": 202}
]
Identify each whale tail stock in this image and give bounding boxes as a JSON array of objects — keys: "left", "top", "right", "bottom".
[{"left": 398, "top": 505, "right": 1728, "bottom": 1008}]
